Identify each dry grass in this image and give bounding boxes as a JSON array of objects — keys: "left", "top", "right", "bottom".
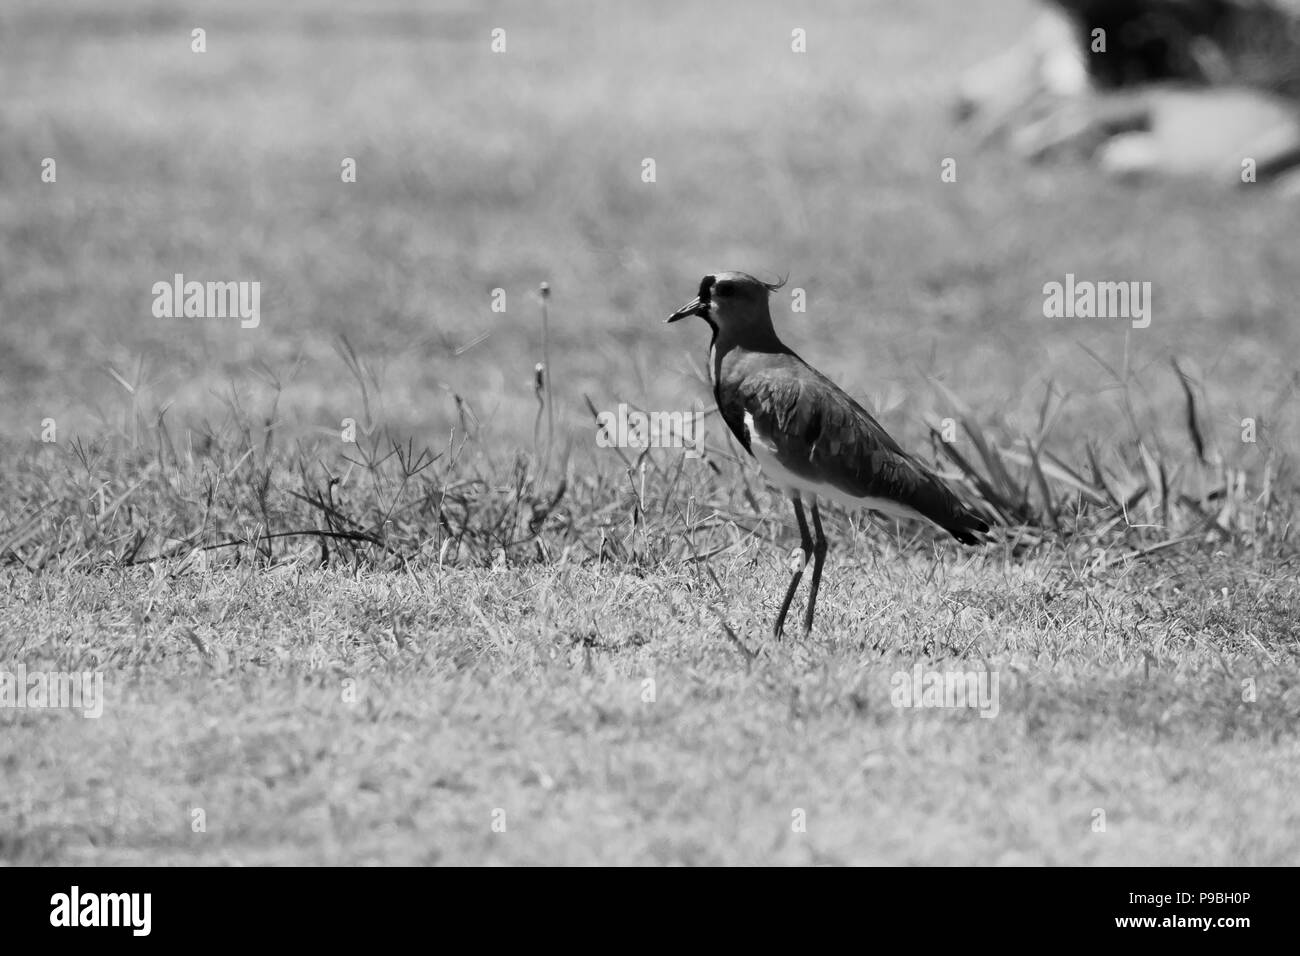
[
  {"left": 4, "top": 550, "right": 1299, "bottom": 865},
  {"left": 2, "top": 0, "right": 1299, "bottom": 864}
]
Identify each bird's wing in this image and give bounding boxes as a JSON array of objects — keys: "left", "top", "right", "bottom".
[
  {"left": 735, "top": 358, "right": 917, "bottom": 494},
  {"left": 732, "top": 354, "right": 988, "bottom": 541}
]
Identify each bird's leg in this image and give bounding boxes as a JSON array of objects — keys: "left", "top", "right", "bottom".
[
  {"left": 774, "top": 494, "right": 814, "bottom": 639},
  {"left": 802, "top": 501, "right": 829, "bottom": 636}
]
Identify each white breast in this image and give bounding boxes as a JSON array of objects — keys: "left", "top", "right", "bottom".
[{"left": 743, "top": 411, "right": 929, "bottom": 523}]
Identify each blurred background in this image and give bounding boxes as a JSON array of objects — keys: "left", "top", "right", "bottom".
[{"left": 3, "top": 0, "right": 1299, "bottom": 468}]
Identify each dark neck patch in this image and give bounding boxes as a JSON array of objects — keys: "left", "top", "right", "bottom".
[
  {"left": 698, "top": 274, "right": 715, "bottom": 307},
  {"left": 710, "top": 338, "right": 751, "bottom": 455}
]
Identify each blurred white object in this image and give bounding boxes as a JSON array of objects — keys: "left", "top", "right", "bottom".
[
  {"left": 1095, "top": 87, "right": 1300, "bottom": 180},
  {"left": 956, "top": 4, "right": 1086, "bottom": 131}
]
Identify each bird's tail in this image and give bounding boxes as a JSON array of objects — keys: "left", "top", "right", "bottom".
[
  {"left": 940, "top": 503, "right": 991, "bottom": 546},
  {"left": 914, "top": 474, "right": 992, "bottom": 545}
]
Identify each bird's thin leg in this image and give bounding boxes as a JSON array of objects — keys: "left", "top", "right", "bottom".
[
  {"left": 774, "top": 494, "right": 814, "bottom": 639},
  {"left": 802, "top": 500, "right": 829, "bottom": 636}
]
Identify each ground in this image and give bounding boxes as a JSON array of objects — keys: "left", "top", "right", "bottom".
[
  {"left": 6, "top": 556, "right": 1299, "bottom": 865},
  {"left": 2, "top": 0, "right": 1298, "bottom": 865}
]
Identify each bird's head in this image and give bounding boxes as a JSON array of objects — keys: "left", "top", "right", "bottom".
[{"left": 666, "top": 272, "right": 785, "bottom": 338}]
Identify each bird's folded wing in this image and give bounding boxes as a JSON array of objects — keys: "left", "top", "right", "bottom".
[{"left": 737, "top": 362, "right": 959, "bottom": 512}]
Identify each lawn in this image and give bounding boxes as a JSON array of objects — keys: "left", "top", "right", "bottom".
[{"left": 2, "top": 0, "right": 1298, "bottom": 865}]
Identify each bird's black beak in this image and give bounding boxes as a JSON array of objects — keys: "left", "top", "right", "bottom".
[{"left": 666, "top": 296, "right": 704, "bottom": 324}]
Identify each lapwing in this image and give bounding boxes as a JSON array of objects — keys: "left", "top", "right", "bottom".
[{"left": 667, "top": 272, "right": 990, "bottom": 637}]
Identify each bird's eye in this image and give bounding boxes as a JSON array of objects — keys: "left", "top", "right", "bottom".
[{"left": 713, "top": 282, "right": 732, "bottom": 296}]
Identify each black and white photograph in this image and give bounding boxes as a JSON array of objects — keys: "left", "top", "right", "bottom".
[{"left": 2, "top": 0, "right": 1298, "bottom": 899}]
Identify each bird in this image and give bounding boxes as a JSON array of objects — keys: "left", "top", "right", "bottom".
[{"left": 666, "top": 271, "right": 990, "bottom": 638}]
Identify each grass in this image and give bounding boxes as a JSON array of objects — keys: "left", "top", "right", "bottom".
[
  {"left": 2, "top": 0, "right": 1300, "bottom": 865},
  {"left": 5, "top": 553, "right": 1299, "bottom": 865}
]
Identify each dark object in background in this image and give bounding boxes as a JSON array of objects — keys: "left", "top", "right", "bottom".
[
  {"left": 1051, "top": 0, "right": 1300, "bottom": 98},
  {"left": 957, "top": 0, "right": 1300, "bottom": 185}
]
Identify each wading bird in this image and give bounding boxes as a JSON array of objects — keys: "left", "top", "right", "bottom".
[{"left": 667, "top": 272, "right": 989, "bottom": 637}]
